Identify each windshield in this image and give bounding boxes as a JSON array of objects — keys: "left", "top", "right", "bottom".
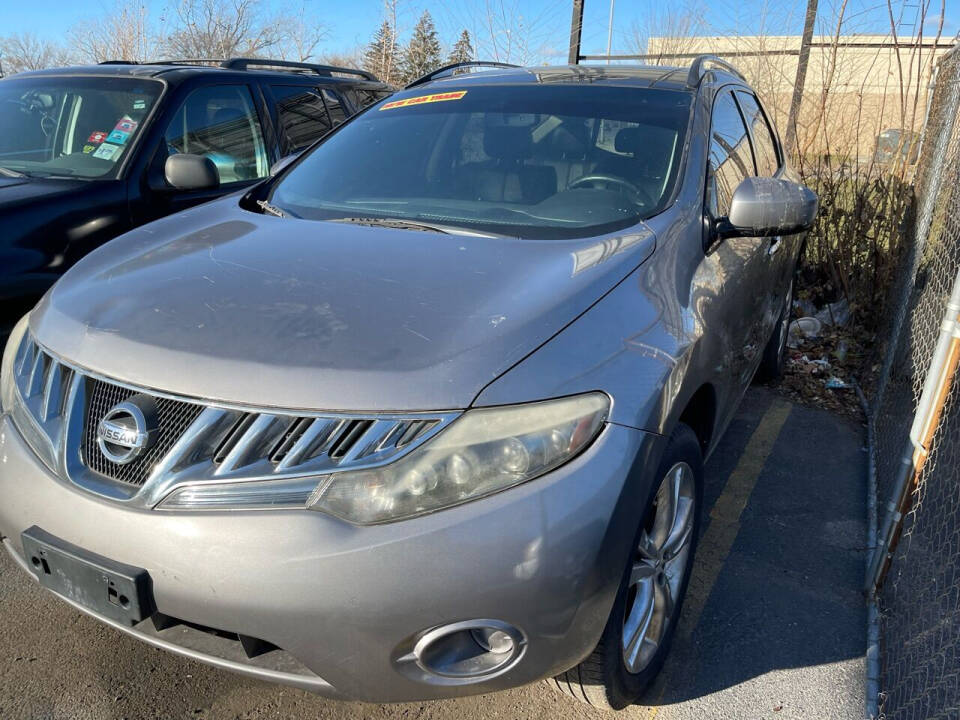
[
  {"left": 0, "top": 76, "right": 162, "bottom": 179},
  {"left": 269, "top": 85, "right": 692, "bottom": 239}
]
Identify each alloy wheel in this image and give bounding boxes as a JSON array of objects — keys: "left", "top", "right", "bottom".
[{"left": 621, "top": 461, "right": 696, "bottom": 674}]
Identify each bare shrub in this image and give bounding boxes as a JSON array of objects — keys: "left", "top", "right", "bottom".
[{"left": 0, "top": 32, "right": 72, "bottom": 75}]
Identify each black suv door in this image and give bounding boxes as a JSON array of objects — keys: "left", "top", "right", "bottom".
[{"left": 136, "top": 81, "right": 273, "bottom": 223}]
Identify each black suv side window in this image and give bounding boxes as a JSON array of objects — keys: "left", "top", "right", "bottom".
[
  {"left": 707, "top": 90, "right": 754, "bottom": 218},
  {"left": 164, "top": 85, "right": 269, "bottom": 184},
  {"left": 344, "top": 87, "right": 393, "bottom": 111},
  {"left": 735, "top": 91, "right": 780, "bottom": 177},
  {"left": 321, "top": 89, "right": 347, "bottom": 126},
  {"left": 271, "top": 85, "right": 333, "bottom": 153}
]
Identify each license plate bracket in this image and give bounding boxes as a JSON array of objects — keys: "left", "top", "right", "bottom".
[{"left": 21, "top": 526, "right": 153, "bottom": 626}]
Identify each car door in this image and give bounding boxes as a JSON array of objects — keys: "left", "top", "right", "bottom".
[
  {"left": 734, "top": 90, "right": 793, "bottom": 341},
  {"left": 704, "top": 88, "right": 769, "bottom": 390},
  {"left": 139, "top": 82, "right": 271, "bottom": 222}
]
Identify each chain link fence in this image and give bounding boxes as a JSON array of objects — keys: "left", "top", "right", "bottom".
[{"left": 868, "top": 43, "right": 960, "bottom": 720}]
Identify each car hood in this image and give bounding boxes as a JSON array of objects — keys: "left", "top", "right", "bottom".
[
  {"left": 0, "top": 175, "right": 88, "bottom": 208},
  {"left": 32, "top": 199, "right": 656, "bottom": 411}
]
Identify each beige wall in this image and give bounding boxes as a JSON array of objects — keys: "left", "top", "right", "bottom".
[{"left": 647, "top": 35, "right": 953, "bottom": 157}]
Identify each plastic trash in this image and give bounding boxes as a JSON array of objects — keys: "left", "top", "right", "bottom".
[
  {"left": 825, "top": 376, "right": 850, "bottom": 389},
  {"left": 787, "top": 317, "right": 822, "bottom": 347},
  {"left": 834, "top": 340, "right": 849, "bottom": 363},
  {"left": 816, "top": 298, "right": 851, "bottom": 327}
]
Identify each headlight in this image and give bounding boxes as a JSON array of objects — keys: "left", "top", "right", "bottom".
[
  {"left": 1, "top": 315, "right": 30, "bottom": 413},
  {"left": 309, "top": 392, "right": 609, "bottom": 524},
  {"left": 158, "top": 393, "right": 609, "bottom": 522}
]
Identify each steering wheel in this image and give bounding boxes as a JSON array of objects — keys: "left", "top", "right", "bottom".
[{"left": 569, "top": 174, "right": 655, "bottom": 207}]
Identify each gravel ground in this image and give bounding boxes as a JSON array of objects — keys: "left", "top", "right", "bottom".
[{"left": 0, "top": 384, "right": 866, "bottom": 720}]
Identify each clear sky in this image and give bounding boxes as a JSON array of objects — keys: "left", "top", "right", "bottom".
[{"left": 1, "top": 0, "right": 956, "bottom": 60}]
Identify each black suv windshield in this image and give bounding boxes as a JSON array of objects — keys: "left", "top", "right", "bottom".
[
  {"left": 270, "top": 85, "right": 692, "bottom": 239},
  {"left": 0, "top": 76, "right": 162, "bottom": 179}
]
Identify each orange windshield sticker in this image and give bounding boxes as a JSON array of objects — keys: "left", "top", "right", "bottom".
[{"left": 380, "top": 91, "right": 467, "bottom": 110}]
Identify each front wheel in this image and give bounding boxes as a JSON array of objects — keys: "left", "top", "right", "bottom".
[{"left": 552, "top": 423, "right": 703, "bottom": 710}]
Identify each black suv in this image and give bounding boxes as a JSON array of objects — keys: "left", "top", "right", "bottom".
[{"left": 0, "top": 58, "right": 392, "bottom": 302}]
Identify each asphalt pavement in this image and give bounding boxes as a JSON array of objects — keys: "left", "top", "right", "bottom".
[{"left": 0, "top": 377, "right": 867, "bottom": 720}]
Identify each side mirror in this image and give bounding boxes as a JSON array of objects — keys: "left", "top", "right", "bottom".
[
  {"left": 270, "top": 151, "right": 302, "bottom": 176},
  {"left": 722, "top": 177, "right": 818, "bottom": 238},
  {"left": 164, "top": 154, "right": 220, "bottom": 191}
]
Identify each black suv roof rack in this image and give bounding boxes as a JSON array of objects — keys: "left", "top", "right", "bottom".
[
  {"left": 99, "top": 57, "right": 378, "bottom": 81},
  {"left": 406, "top": 61, "right": 520, "bottom": 89},
  {"left": 100, "top": 58, "right": 223, "bottom": 66},
  {"left": 220, "top": 57, "right": 377, "bottom": 81},
  {"left": 686, "top": 55, "right": 746, "bottom": 87}
]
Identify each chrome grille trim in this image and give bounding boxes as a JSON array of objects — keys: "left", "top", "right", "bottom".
[{"left": 8, "top": 332, "right": 460, "bottom": 510}]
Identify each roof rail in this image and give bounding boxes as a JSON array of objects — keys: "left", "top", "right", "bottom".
[
  {"left": 405, "top": 61, "right": 520, "bottom": 89},
  {"left": 99, "top": 59, "right": 225, "bottom": 66},
  {"left": 152, "top": 58, "right": 225, "bottom": 66},
  {"left": 686, "top": 55, "right": 746, "bottom": 87},
  {"left": 220, "top": 57, "right": 377, "bottom": 81}
]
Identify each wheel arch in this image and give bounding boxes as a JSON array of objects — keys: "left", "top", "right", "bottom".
[{"left": 676, "top": 382, "right": 717, "bottom": 456}]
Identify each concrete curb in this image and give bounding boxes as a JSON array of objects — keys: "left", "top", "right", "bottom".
[{"left": 856, "top": 383, "right": 881, "bottom": 720}]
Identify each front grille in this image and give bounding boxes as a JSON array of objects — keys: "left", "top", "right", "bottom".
[
  {"left": 10, "top": 331, "right": 459, "bottom": 507},
  {"left": 82, "top": 379, "right": 204, "bottom": 486}
]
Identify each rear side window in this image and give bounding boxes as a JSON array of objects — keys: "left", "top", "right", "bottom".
[
  {"left": 736, "top": 91, "right": 780, "bottom": 177},
  {"left": 164, "top": 84, "right": 269, "bottom": 184},
  {"left": 707, "top": 91, "right": 754, "bottom": 217},
  {"left": 346, "top": 87, "right": 393, "bottom": 111},
  {"left": 321, "top": 89, "right": 347, "bottom": 126},
  {"left": 271, "top": 85, "right": 333, "bottom": 152}
]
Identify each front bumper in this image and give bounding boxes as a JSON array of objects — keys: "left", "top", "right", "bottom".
[{"left": 0, "top": 413, "right": 661, "bottom": 702}]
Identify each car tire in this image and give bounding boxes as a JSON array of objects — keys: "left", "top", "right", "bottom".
[
  {"left": 551, "top": 422, "right": 703, "bottom": 711},
  {"left": 756, "top": 279, "right": 793, "bottom": 381}
]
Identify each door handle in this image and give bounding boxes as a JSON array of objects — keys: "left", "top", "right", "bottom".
[{"left": 768, "top": 236, "right": 783, "bottom": 256}]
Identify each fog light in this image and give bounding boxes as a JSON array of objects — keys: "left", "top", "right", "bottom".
[
  {"left": 471, "top": 627, "right": 515, "bottom": 654},
  {"left": 394, "top": 619, "right": 527, "bottom": 685}
]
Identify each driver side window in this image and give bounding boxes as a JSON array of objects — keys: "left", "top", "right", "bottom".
[
  {"left": 706, "top": 91, "right": 754, "bottom": 218},
  {"left": 163, "top": 85, "right": 269, "bottom": 184}
]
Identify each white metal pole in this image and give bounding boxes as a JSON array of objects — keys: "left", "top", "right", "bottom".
[{"left": 606, "top": 0, "right": 616, "bottom": 63}]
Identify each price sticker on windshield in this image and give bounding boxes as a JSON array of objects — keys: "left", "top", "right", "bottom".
[{"left": 380, "top": 91, "right": 467, "bottom": 111}]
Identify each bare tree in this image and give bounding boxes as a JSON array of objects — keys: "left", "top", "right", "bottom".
[
  {"left": 627, "top": 2, "right": 706, "bottom": 62},
  {"left": 317, "top": 49, "right": 364, "bottom": 70},
  {"left": 71, "top": 1, "right": 154, "bottom": 63},
  {"left": 0, "top": 32, "right": 71, "bottom": 75},
  {"left": 437, "top": 0, "right": 562, "bottom": 66},
  {"left": 162, "top": 0, "right": 287, "bottom": 59},
  {"left": 276, "top": 2, "right": 330, "bottom": 63}
]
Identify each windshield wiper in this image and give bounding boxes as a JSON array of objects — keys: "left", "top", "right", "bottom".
[
  {"left": 329, "top": 216, "right": 507, "bottom": 237},
  {"left": 330, "top": 217, "right": 453, "bottom": 234},
  {"left": 256, "top": 200, "right": 290, "bottom": 218},
  {"left": 0, "top": 166, "right": 26, "bottom": 178}
]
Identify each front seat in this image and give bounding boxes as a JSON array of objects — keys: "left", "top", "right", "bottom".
[{"left": 468, "top": 125, "right": 557, "bottom": 204}]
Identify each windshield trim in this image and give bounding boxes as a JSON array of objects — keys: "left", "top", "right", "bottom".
[{"left": 0, "top": 74, "right": 168, "bottom": 182}]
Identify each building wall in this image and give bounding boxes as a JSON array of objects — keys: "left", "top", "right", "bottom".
[{"left": 647, "top": 35, "right": 952, "bottom": 158}]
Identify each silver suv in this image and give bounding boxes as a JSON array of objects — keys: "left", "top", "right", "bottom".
[{"left": 0, "top": 58, "right": 816, "bottom": 711}]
